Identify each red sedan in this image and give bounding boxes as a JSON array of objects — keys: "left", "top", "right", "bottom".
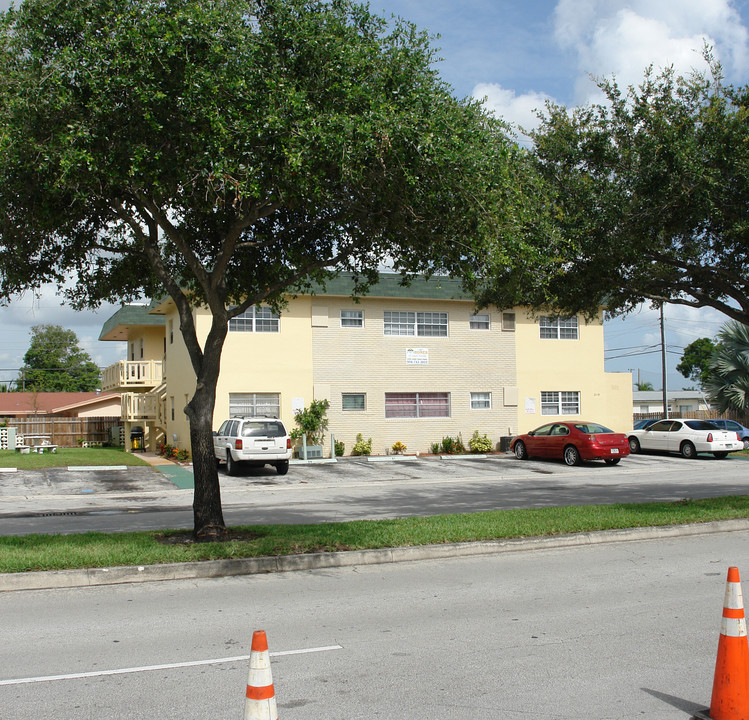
[{"left": 511, "top": 421, "right": 630, "bottom": 466}]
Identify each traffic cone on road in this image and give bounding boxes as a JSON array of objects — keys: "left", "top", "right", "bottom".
[
  {"left": 696, "top": 567, "right": 749, "bottom": 719},
  {"left": 244, "top": 630, "right": 278, "bottom": 720}
]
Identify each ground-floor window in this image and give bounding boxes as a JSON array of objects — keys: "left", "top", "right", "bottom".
[
  {"left": 229, "top": 392, "right": 281, "bottom": 418},
  {"left": 470, "top": 392, "right": 491, "bottom": 409},
  {"left": 385, "top": 392, "right": 450, "bottom": 418},
  {"left": 541, "top": 391, "right": 580, "bottom": 415},
  {"left": 342, "top": 393, "right": 366, "bottom": 411}
]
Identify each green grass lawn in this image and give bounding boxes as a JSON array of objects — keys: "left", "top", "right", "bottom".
[
  {"left": 0, "top": 447, "right": 151, "bottom": 469},
  {"left": 3, "top": 495, "right": 749, "bottom": 574}
]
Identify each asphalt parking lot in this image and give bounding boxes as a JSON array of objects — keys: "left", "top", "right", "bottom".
[{"left": 0, "top": 450, "right": 697, "bottom": 499}]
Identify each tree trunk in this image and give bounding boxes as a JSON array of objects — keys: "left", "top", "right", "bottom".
[{"left": 187, "top": 376, "right": 227, "bottom": 540}]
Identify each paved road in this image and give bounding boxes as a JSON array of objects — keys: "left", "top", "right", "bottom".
[
  {"left": 2, "top": 529, "right": 748, "bottom": 719},
  {"left": 0, "top": 453, "right": 748, "bottom": 535}
]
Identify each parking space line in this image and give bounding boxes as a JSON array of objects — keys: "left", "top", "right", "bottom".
[{"left": 0, "top": 644, "right": 344, "bottom": 686}]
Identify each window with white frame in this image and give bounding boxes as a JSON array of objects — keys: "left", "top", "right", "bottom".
[
  {"left": 470, "top": 392, "right": 491, "bottom": 409},
  {"left": 384, "top": 311, "right": 448, "bottom": 337},
  {"left": 469, "top": 313, "right": 490, "bottom": 330},
  {"left": 541, "top": 391, "right": 580, "bottom": 415},
  {"left": 540, "top": 316, "right": 578, "bottom": 339},
  {"left": 342, "top": 393, "right": 366, "bottom": 411},
  {"left": 340, "top": 309, "right": 364, "bottom": 328},
  {"left": 229, "top": 306, "right": 280, "bottom": 333},
  {"left": 385, "top": 392, "right": 450, "bottom": 418},
  {"left": 229, "top": 393, "right": 281, "bottom": 418}
]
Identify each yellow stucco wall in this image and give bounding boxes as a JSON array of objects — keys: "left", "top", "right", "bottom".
[
  {"left": 127, "top": 326, "right": 165, "bottom": 363},
  {"left": 514, "top": 310, "right": 632, "bottom": 434},
  {"left": 159, "top": 300, "right": 315, "bottom": 445}
]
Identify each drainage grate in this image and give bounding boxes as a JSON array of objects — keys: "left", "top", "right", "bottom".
[{"left": 37, "top": 512, "right": 81, "bottom": 517}]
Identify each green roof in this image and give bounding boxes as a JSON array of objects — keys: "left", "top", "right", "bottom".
[
  {"left": 310, "top": 272, "right": 470, "bottom": 301},
  {"left": 99, "top": 304, "right": 165, "bottom": 341}
]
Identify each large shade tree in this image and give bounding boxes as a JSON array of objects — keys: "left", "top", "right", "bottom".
[
  {"left": 0, "top": 0, "right": 520, "bottom": 537},
  {"left": 472, "top": 56, "right": 749, "bottom": 322}
]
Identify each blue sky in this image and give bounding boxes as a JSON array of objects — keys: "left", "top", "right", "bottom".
[{"left": 0, "top": 0, "right": 747, "bottom": 390}]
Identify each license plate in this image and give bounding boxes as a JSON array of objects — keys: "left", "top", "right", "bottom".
[{"left": 611, "top": 448, "right": 619, "bottom": 454}]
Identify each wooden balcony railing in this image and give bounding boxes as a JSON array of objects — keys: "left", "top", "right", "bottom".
[
  {"left": 100, "top": 360, "right": 163, "bottom": 391},
  {"left": 122, "top": 392, "right": 160, "bottom": 422}
]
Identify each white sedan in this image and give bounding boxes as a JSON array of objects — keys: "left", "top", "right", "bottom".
[{"left": 628, "top": 419, "right": 744, "bottom": 459}]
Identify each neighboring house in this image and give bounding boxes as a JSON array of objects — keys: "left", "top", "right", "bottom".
[
  {"left": 99, "top": 273, "right": 633, "bottom": 454},
  {"left": 0, "top": 392, "right": 122, "bottom": 418},
  {"left": 633, "top": 390, "right": 714, "bottom": 417}
]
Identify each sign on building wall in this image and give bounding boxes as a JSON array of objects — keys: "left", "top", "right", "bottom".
[
  {"left": 406, "top": 348, "right": 429, "bottom": 365},
  {"left": 525, "top": 397, "right": 536, "bottom": 414}
]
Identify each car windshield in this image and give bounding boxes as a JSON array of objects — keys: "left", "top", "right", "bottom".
[
  {"left": 574, "top": 423, "right": 613, "bottom": 434},
  {"left": 684, "top": 420, "right": 720, "bottom": 430}
]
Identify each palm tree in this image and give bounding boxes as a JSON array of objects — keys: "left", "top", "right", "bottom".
[{"left": 705, "top": 322, "right": 749, "bottom": 415}]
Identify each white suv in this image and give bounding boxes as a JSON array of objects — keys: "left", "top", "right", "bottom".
[{"left": 213, "top": 417, "right": 292, "bottom": 476}]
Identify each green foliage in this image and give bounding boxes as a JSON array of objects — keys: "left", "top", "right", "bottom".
[
  {"left": 439, "top": 434, "right": 465, "bottom": 454},
  {"left": 158, "top": 443, "right": 190, "bottom": 463},
  {"left": 475, "top": 54, "right": 749, "bottom": 326},
  {"left": 635, "top": 381, "right": 654, "bottom": 391},
  {"left": 334, "top": 440, "right": 345, "bottom": 457},
  {"left": 291, "top": 399, "right": 329, "bottom": 445},
  {"left": 391, "top": 441, "right": 407, "bottom": 454},
  {"left": 429, "top": 442, "right": 440, "bottom": 455},
  {"left": 705, "top": 322, "right": 749, "bottom": 414},
  {"left": 352, "top": 433, "right": 372, "bottom": 456},
  {"left": 468, "top": 430, "right": 492, "bottom": 453},
  {"left": 19, "top": 325, "right": 101, "bottom": 392},
  {"left": 677, "top": 337, "right": 718, "bottom": 389}
]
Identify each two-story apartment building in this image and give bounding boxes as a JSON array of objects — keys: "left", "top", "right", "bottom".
[{"left": 99, "top": 273, "right": 632, "bottom": 455}]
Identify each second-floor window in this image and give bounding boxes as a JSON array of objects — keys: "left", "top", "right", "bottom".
[
  {"left": 384, "top": 311, "right": 448, "bottom": 337},
  {"left": 229, "top": 307, "right": 280, "bottom": 333},
  {"left": 540, "top": 316, "right": 578, "bottom": 340},
  {"left": 469, "top": 313, "right": 490, "bottom": 330}
]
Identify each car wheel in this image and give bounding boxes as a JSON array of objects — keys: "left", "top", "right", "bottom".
[
  {"left": 276, "top": 460, "right": 289, "bottom": 475},
  {"left": 226, "top": 451, "right": 239, "bottom": 476},
  {"left": 604, "top": 458, "right": 621, "bottom": 465},
  {"left": 743, "top": 437, "right": 749, "bottom": 451},
  {"left": 514, "top": 441, "right": 528, "bottom": 460},
  {"left": 713, "top": 451, "right": 729, "bottom": 459},
  {"left": 628, "top": 437, "right": 640, "bottom": 453},
  {"left": 563, "top": 445, "right": 581, "bottom": 466},
  {"left": 680, "top": 441, "right": 697, "bottom": 459}
]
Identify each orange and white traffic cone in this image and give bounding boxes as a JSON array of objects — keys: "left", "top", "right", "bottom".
[
  {"left": 244, "top": 630, "right": 278, "bottom": 720},
  {"left": 695, "top": 567, "right": 749, "bottom": 720}
]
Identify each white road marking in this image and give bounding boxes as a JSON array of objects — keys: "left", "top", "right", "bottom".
[{"left": 0, "top": 644, "right": 344, "bottom": 686}]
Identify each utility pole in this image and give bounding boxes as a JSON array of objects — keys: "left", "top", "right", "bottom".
[{"left": 660, "top": 304, "right": 668, "bottom": 418}]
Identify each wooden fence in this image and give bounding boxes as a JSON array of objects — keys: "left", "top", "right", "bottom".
[
  {"left": 633, "top": 409, "right": 748, "bottom": 424},
  {"left": 1, "top": 417, "right": 123, "bottom": 447}
]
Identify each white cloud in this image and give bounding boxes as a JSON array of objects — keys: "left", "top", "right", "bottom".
[
  {"left": 472, "top": 83, "right": 553, "bottom": 143},
  {"left": 553, "top": 0, "right": 748, "bottom": 104}
]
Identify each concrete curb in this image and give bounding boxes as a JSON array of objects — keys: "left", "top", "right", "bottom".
[{"left": 4, "top": 518, "right": 749, "bottom": 592}]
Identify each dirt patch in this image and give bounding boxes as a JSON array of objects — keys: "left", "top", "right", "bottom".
[{"left": 154, "top": 529, "right": 266, "bottom": 545}]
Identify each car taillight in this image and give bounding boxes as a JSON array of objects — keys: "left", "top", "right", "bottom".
[
  {"left": 707, "top": 433, "right": 713, "bottom": 442},
  {"left": 286, "top": 438, "right": 291, "bottom": 449},
  {"left": 234, "top": 439, "right": 243, "bottom": 450}
]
